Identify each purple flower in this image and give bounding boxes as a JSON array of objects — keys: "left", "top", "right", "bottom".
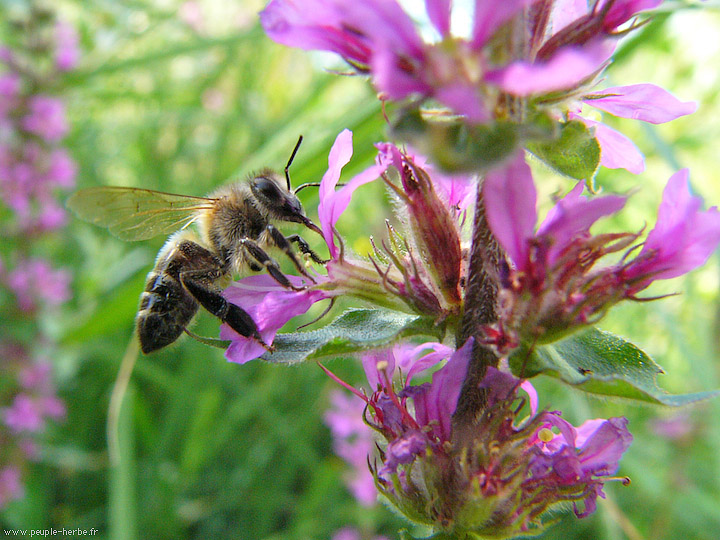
[
  {"left": 54, "top": 21, "right": 80, "bottom": 71},
  {"left": 408, "top": 338, "right": 474, "bottom": 442},
  {"left": 5, "top": 258, "right": 71, "bottom": 312},
  {"left": 3, "top": 393, "right": 64, "bottom": 433},
  {"left": 0, "top": 467, "right": 23, "bottom": 509},
  {"left": 484, "top": 150, "right": 626, "bottom": 273},
  {"left": 318, "top": 129, "right": 386, "bottom": 259},
  {"left": 21, "top": 96, "right": 68, "bottom": 142},
  {"left": 623, "top": 169, "right": 720, "bottom": 288},
  {"left": 221, "top": 274, "right": 328, "bottom": 364},
  {"left": 261, "top": 0, "right": 616, "bottom": 123},
  {"left": 324, "top": 390, "right": 378, "bottom": 505},
  {"left": 532, "top": 414, "right": 633, "bottom": 517},
  {"left": 483, "top": 154, "right": 720, "bottom": 346}
]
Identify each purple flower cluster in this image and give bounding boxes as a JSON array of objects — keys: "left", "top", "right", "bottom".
[
  {"left": 483, "top": 152, "right": 720, "bottom": 348},
  {"left": 0, "top": 43, "right": 78, "bottom": 233},
  {"left": 261, "top": 0, "right": 695, "bottom": 173},
  {"left": 323, "top": 340, "right": 631, "bottom": 534},
  {"left": 231, "top": 1, "right": 719, "bottom": 536},
  {"left": 0, "top": 11, "right": 78, "bottom": 510},
  {"left": 217, "top": 122, "right": 718, "bottom": 534}
]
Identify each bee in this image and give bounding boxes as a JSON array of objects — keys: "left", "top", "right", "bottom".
[{"left": 67, "top": 137, "right": 326, "bottom": 354}]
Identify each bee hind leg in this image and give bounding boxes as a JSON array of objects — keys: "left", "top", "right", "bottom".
[{"left": 179, "top": 272, "right": 273, "bottom": 351}]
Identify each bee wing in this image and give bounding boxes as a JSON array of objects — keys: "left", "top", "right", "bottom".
[{"left": 66, "top": 186, "right": 216, "bottom": 241}]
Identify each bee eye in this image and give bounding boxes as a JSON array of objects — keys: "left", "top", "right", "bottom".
[{"left": 254, "top": 177, "right": 281, "bottom": 200}]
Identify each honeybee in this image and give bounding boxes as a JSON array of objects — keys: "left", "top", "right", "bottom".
[{"left": 67, "top": 137, "right": 326, "bottom": 354}]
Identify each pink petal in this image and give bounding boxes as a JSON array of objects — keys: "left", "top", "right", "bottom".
[
  {"left": 222, "top": 274, "right": 326, "bottom": 363},
  {"left": 434, "top": 83, "right": 489, "bottom": 123},
  {"left": 573, "top": 114, "right": 645, "bottom": 174},
  {"left": 520, "top": 380, "right": 538, "bottom": 416},
  {"left": 472, "top": 0, "right": 533, "bottom": 48},
  {"left": 425, "top": 0, "right": 451, "bottom": 36},
  {"left": 602, "top": 0, "right": 662, "bottom": 30},
  {"left": 638, "top": 170, "right": 720, "bottom": 280},
  {"left": 318, "top": 132, "right": 386, "bottom": 258},
  {"left": 483, "top": 151, "right": 537, "bottom": 270},
  {"left": 318, "top": 130, "right": 354, "bottom": 257},
  {"left": 584, "top": 84, "right": 697, "bottom": 125},
  {"left": 487, "top": 41, "right": 613, "bottom": 96},
  {"left": 538, "top": 181, "right": 626, "bottom": 264},
  {"left": 550, "top": 0, "right": 590, "bottom": 33},
  {"left": 372, "top": 46, "right": 429, "bottom": 100},
  {"left": 403, "top": 342, "right": 454, "bottom": 384}
]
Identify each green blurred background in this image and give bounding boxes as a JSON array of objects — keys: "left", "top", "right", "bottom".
[{"left": 1, "top": 1, "right": 719, "bottom": 539}]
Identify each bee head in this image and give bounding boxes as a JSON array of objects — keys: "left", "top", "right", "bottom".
[{"left": 250, "top": 173, "right": 305, "bottom": 221}]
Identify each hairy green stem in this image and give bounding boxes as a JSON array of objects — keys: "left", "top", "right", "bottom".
[{"left": 452, "top": 179, "right": 502, "bottom": 441}]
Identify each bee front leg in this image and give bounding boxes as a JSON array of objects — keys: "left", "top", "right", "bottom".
[
  {"left": 285, "top": 233, "right": 329, "bottom": 265},
  {"left": 240, "top": 238, "right": 308, "bottom": 290},
  {"left": 180, "top": 272, "right": 273, "bottom": 351},
  {"left": 265, "top": 225, "right": 320, "bottom": 282}
]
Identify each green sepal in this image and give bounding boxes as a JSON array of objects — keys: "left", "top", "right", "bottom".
[
  {"left": 391, "top": 109, "right": 520, "bottom": 173},
  {"left": 508, "top": 327, "right": 720, "bottom": 406},
  {"left": 261, "top": 309, "right": 444, "bottom": 364},
  {"left": 527, "top": 120, "right": 601, "bottom": 180}
]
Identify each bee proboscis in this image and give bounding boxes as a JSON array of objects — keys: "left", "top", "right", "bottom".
[{"left": 67, "top": 137, "right": 326, "bottom": 354}]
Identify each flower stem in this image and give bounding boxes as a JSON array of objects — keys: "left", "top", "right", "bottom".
[{"left": 452, "top": 179, "right": 502, "bottom": 437}]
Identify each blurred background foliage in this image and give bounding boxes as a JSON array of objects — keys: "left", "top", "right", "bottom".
[{"left": 1, "top": 0, "right": 719, "bottom": 539}]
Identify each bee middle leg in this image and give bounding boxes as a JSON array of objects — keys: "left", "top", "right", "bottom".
[{"left": 179, "top": 270, "right": 272, "bottom": 351}]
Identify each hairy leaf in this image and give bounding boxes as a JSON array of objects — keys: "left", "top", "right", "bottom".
[
  {"left": 508, "top": 327, "right": 719, "bottom": 406},
  {"left": 262, "top": 309, "right": 443, "bottom": 364}
]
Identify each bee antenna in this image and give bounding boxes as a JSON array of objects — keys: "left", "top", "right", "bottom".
[
  {"left": 295, "top": 182, "right": 346, "bottom": 194},
  {"left": 285, "top": 135, "right": 303, "bottom": 191}
]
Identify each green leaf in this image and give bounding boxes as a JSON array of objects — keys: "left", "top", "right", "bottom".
[
  {"left": 262, "top": 309, "right": 443, "bottom": 364},
  {"left": 508, "top": 327, "right": 720, "bottom": 406},
  {"left": 527, "top": 120, "right": 601, "bottom": 179}
]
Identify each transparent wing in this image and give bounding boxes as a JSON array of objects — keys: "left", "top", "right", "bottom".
[{"left": 66, "top": 186, "right": 216, "bottom": 241}]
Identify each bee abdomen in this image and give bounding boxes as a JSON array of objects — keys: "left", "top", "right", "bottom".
[{"left": 136, "top": 271, "right": 198, "bottom": 354}]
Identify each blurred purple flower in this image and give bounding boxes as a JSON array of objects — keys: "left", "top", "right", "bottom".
[
  {"left": 0, "top": 467, "right": 23, "bottom": 509},
  {"left": 21, "top": 96, "right": 68, "bottom": 142},
  {"left": 5, "top": 258, "right": 71, "bottom": 312},
  {"left": 261, "top": 0, "right": 620, "bottom": 123},
  {"left": 55, "top": 21, "right": 80, "bottom": 71},
  {"left": 331, "top": 528, "right": 390, "bottom": 540},
  {"left": 3, "top": 393, "right": 65, "bottom": 433},
  {"left": 324, "top": 389, "right": 377, "bottom": 505}
]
